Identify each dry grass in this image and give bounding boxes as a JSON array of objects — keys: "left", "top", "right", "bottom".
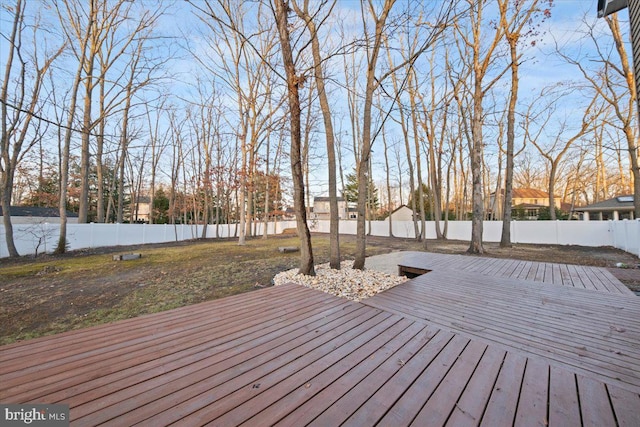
[{"left": 1, "top": 233, "right": 637, "bottom": 345}]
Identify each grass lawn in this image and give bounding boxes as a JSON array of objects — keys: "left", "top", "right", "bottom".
[{"left": 1, "top": 233, "right": 637, "bottom": 345}]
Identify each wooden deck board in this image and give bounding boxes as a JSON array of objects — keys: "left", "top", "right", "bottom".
[
  {"left": 549, "top": 365, "right": 582, "bottom": 426},
  {"left": 479, "top": 351, "right": 527, "bottom": 426},
  {"left": 445, "top": 345, "right": 506, "bottom": 426},
  {"left": 1, "top": 253, "right": 639, "bottom": 426},
  {"left": 75, "top": 301, "right": 386, "bottom": 425},
  {"left": 265, "top": 321, "right": 429, "bottom": 427},
  {"left": 393, "top": 251, "right": 635, "bottom": 296},
  {"left": 363, "top": 270, "right": 640, "bottom": 393},
  {"left": 198, "top": 314, "right": 407, "bottom": 427},
  {"left": 514, "top": 358, "right": 549, "bottom": 427}
]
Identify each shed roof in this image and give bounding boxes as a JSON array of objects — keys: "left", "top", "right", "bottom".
[{"left": 577, "top": 195, "right": 635, "bottom": 212}]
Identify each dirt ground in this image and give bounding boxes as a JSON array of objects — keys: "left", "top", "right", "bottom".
[{"left": 1, "top": 234, "right": 638, "bottom": 345}]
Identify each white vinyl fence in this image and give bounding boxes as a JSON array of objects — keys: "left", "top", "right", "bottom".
[
  {"left": 1, "top": 219, "right": 638, "bottom": 258},
  {"left": 0, "top": 221, "right": 297, "bottom": 258},
  {"left": 308, "top": 219, "right": 640, "bottom": 258}
]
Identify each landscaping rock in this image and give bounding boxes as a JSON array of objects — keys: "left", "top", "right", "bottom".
[
  {"left": 278, "top": 246, "right": 299, "bottom": 253},
  {"left": 273, "top": 260, "right": 408, "bottom": 302},
  {"left": 113, "top": 253, "right": 142, "bottom": 261}
]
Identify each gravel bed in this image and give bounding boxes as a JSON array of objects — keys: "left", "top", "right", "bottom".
[{"left": 273, "top": 260, "right": 408, "bottom": 301}]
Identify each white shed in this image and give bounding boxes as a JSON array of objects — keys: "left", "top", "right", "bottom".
[{"left": 387, "top": 205, "right": 414, "bottom": 222}]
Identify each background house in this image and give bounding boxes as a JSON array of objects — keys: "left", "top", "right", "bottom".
[
  {"left": 576, "top": 195, "right": 635, "bottom": 220},
  {"left": 0, "top": 206, "right": 78, "bottom": 224},
  {"left": 312, "top": 196, "right": 349, "bottom": 220},
  {"left": 132, "top": 196, "right": 151, "bottom": 223},
  {"left": 488, "top": 188, "right": 564, "bottom": 220}
]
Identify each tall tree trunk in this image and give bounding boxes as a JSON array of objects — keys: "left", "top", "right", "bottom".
[
  {"left": 0, "top": 0, "right": 22, "bottom": 257},
  {"left": 273, "top": 0, "right": 314, "bottom": 275},
  {"left": 292, "top": 0, "right": 340, "bottom": 268},
  {"left": 549, "top": 162, "right": 558, "bottom": 220},
  {"left": 262, "top": 137, "right": 271, "bottom": 240},
  {"left": 409, "top": 73, "right": 426, "bottom": 245},
  {"left": 54, "top": 0, "right": 92, "bottom": 253},
  {"left": 469, "top": 77, "right": 485, "bottom": 254},
  {"left": 96, "top": 78, "right": 106, "bottom": 223},
  {"left": 382, "top": 126, "right": 394, "bottom": 237},
  {"left": 354, "top": 0, "right": 394, "bottom": 270},
  {"left": 78, "top": 1, "right": 97, "bottom": 223},
  {"left": 2, "top": 0, "right": 63, "bottom": 255}
]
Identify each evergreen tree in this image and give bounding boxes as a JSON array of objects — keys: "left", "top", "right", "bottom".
[{"left": 343, "top": 172, "right": 379, "bottom": 209}]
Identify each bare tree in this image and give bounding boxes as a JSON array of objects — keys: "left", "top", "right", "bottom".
[
  {"left": 528, "top": 87, "right": 601, "bottom": 219},
  {"left": 291, "top": 0, "right": 341, "bottom": 269},
  {"left": 191, "top": 0, "right": 283, "bottom": 245},
  {"left": 353, "top": 0, "right": 452, "bottom": 268},
  {"left": 559, "top": 13, "right": 640, "bottom": 217},
  {"left": 53, "top": 0, "right": 92, "bottom": 253},
  {"left": 453, "top": 0, "right": 508, "bottom": 254},
  {"left": 385, "top": 40, "right": 419, "bottom": 239},
  {"left": 55, "top": 0, "right": 164, "bottom": 223},
  {"left": 272, "top": 0, "right": 315, "bottom": 275},
  {"left": 498, "top": 0, "right": 551, "bottom": 246},
  {"left": 1, "top": 0, "right": 64, "bottom": 256}
]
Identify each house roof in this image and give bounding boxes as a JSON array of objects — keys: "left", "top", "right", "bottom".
[
  {"left": 512, "top": 188, "right": 550, "bottom": 199},
  {"left": 577, "top": 195, "right": 635, "bottom": 212},
  {"left": 492, "top": 188, "right": 553, "bottom": 199},
  {"left": 390, "top": 204, "right": 413, "bottom": 214},
  {"left": 0, "top": 206, "right": 78, "bottom": 218}
]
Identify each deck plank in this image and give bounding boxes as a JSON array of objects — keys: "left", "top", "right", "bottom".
[
  {"left": 514, "top": 358, "right": 549, "bottom": 427},
  {"left": 363, "top": 269, "right": 640, "bottom": 393},
  {"left": 394, "top": 251, "right": 634, "bottom": 295},
  {"left": 548, "top": 365, "right": 581, "bottom": 426},
  {"left": 303, "top": 328, "right": 450, "bottom": 427},
  {"left": 205, "top": 315, "right": 410, "bottom": 426},
  {"left": 374, "top": 334, "right": 470, "bottom": 427},
  {"left": 577, "top": 375, "right": 618, "bottom": 427},
  {"left": 337, "top": 331, "right": 456, "bottom": 427},
  {"left": 269, "top": 321, "right": 431, "bottom": 427},
  {"left": 410, "top": 339, "right": 488, "bottom": 426},
  {"left": 445, "top": 345, "right": 506, "bottom": 426},
  {"left": 76, "top": 305, "right": 386, "bottom": 426},
  {"left": 607, "top": 384, "right": 640, "bottom": 427},
  {"left": 480, "top": 351, "right": 527, "bottom": 426}
]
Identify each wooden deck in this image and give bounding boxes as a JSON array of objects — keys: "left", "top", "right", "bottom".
[
  {"left": 1, "top": 253, "right": 639, "bottom": 426},
  {"left": 393, "top": 251, "right": 634, "bottom": 295}
]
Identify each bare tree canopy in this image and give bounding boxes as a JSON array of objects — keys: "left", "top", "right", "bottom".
[{"left": 1, "top": 0, "right": 638, "bottom": 261}]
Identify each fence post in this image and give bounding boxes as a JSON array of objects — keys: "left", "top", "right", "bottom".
[
  {"left": 637, "top": 219, "right": 640, "bottom": 258},
  {"left": 623, "top": 220, "right": 628, "bottom": 253}
]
